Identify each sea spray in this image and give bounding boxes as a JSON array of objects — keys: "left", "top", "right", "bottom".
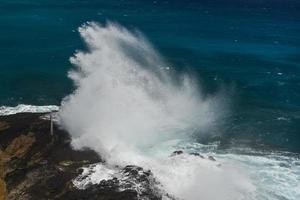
[
  {"left": 59, "top": 21, "right": 226, "bottom": 161},
  {"left": 59, "top": 22, "right": 254, "bottom": 199}
]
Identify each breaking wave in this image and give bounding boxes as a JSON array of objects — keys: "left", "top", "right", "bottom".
[
  {"left": 58, "top": 22, "right": 300, "bottom": 200},
  {"left": 59, "top": 21, "right": 228, "bottom": 163},
  {"left": 0, "top": 104, "right": 59, "bottom": 116}
]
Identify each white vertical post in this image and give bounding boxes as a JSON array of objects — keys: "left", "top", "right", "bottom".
[{"left": 50, "top": 113, "right": 53, "bottom": 136}]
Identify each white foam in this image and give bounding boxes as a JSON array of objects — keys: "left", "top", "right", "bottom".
[
  {"left": 74, "top": 152, "right": 255, "bottom": 200},
  {"left": 0, "top": 104, "right": 59, "bottom": 116},
  {"left": 182, "top": 143, "right": 300, "bottom": 200},
  {"left": 74, "top": 145, "right": 300, "bottom": 200},
  {"left": 219, "top": 153, "right": 300, "bottom": 200},
  {"left": 73, "top": 163, "right": 117, "bottom": 189}
]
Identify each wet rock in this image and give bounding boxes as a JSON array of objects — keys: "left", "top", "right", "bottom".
[
  {"left": 73, "top": 164, "right": 162, "bottom": 200},
  {"left": 171, "top": 150, "right": 183, "bottom": 156},
  {"left": 208, "top": 156, "right": 216, "bottom": 161},
  {"left": 189, "top": 152, "right": 204, "bottom": 158},
  {"left": 59, "top": 160, "right": 74, "bottom": 167},
  {"left": 61, "top": 184, "right": 139, "bottom": 200}
]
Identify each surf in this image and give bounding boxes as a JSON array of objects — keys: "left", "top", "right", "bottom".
[{"left": 57, "top": 22, "right": 300, "bottom": 200}]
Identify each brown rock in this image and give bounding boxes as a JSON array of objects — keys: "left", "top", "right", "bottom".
[
  {"left": 0, "top": 178, "right": 6, "bottom": 200},
  {"left": 171, "top": 150, "right": 183, "bottom": 156},
  {"left": 5, "top": 134, "right": 35, "bottom": 158},
  {"left": 0, "top": 122, "right": 9, "bottom": 132},
  {"left": 0, "top": 113, "right": 159, "bottom": 200}
]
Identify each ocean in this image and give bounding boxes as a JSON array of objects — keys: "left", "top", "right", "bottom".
[{"left": 0, "top": 1, "right": 300, "bottom": 199}]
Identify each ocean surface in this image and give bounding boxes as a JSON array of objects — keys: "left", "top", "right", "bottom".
[{"left": 1, "top": 1, "right": 300, "bottom": 199}]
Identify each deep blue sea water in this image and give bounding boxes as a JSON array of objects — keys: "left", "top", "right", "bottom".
[{"left": 1, "top": 0, "right": 300, "bottom": 152}]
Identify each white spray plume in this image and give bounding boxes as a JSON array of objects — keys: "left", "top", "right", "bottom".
[
  {"left": 59, "top": 22, "right": 254, "bottom": 199},
  {"left": 59, "top": 21, "right": 225, "bottom": 161}
]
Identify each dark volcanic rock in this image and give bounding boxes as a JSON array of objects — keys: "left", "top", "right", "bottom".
[
  {"left": 208, "top": 156, "right": 216, "bottom": 161},
  {"left": 72, "top": 164, "right": 163, "bottom": 200},
  {"left": 64, "top": 165, "right": 162, "bottom": 200},
  {"left": 0, "top": 113, "right": 160, "bottom": 200},
  {"left": 171, "top": 150, "right": 183, "bottom": 156},
  {"left": 189, "top": 152, "right": 204, "bottom": 158}
]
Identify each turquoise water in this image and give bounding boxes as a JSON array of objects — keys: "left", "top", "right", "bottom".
[{"left": 0, "top": 0, "right": 300, "bottom": 152}]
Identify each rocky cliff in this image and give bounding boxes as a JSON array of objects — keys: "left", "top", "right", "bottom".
[{"left": 0, "top": 113, "right": 159, "bottom": 200}]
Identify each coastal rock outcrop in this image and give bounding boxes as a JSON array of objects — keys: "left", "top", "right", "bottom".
[{"left": 0, "top": 113, "right": 158, "bottom": 200}]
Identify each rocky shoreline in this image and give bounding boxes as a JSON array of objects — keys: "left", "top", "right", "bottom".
[{"left": 0, "top": 113, "right": 159, "bottom": 200}]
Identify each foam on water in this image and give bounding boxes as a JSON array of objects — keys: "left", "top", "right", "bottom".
[
  {"left": 74, "top": 144, "right": 300, "bottom": 200},
  {"left": 73, "top": 150, "right": 255, "bottom": 200},
  {"left": 184, "top": 143, "right": 300, "bottom": 200},
  {"left": 222, "top": 152, "right": 300, "bottom": 200},
  {"left": 0, "top": 104, "right": 59, "bottom": 116},
  {"left": 58, "top": 22, "right": 299, "bottom": 200}
]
